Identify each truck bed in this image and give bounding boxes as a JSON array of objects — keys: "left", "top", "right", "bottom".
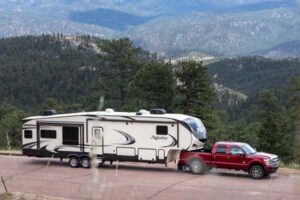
[{"left": 179, "top": 149, "right": 212, "bottom": 167}]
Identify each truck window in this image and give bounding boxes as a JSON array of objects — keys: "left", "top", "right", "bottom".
[
  {"left": 24, "top": 130, "right": 32, "bottom": 139},
  {"left": 41, "top": 130, "right": 56, "bottom": 139},
  {"left": 230, "top": 146, "right": 244, "bottom": 155},
  {"left": 63, "top": 127, "right": 79, "bottom": 145},
  {"left": 216, "top": 145, "right": 227, "bottom": 154},
  {"left": 156, "top": 126, "right": 168, "bottom": 135}
]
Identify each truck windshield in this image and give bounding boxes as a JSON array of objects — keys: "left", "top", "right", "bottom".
[
  {"left": 184, "top": 117, "right": 207, "bottom": 141},
  {"left": 242, "top": 144, "right": 257, "bottom": 155}
]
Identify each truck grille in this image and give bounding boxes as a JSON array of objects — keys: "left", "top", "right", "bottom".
[{"left": 271, "top": 157, "right": 279, "bottom": 167}]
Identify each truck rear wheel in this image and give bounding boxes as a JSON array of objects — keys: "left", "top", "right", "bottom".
[
  {"left": 189, "top": 158, "right": 205, "bottom": 174},
  {"left": 69, "top": 157, "right": 80, "bottom": 168},
  {"left": 249, "top": 165, "right": 264, "bottom": 179}
]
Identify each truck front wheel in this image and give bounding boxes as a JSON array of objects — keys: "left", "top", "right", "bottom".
[
  {"left": 249, "top": 165, "right": 264, "bottom": 179},
  {"left": 189, "top": 158, "right": 205, "bottom": 174}
]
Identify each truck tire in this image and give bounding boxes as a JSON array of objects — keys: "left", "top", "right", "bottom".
[
  {"left": 249, "top": 165, "right": 264, "bottom": 179},
  {"left": 81, "top": 157, "right": 91, "bottom": 169},
  {"left": 189, "top": 158, "right": 205, "bottom": 174},
  {"left": 69, "top": 157, "right": 80, "bottom": 168}
]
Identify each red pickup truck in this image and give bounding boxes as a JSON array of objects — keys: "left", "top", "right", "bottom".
[{"left": 178, "top": 141, "right": 279, "bottom": 179}]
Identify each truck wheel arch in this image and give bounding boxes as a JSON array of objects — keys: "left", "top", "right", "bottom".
[
  {"left": 188, "top": 157, "right": 206, "bottom": 174},
  {"left": 248, "top": 161, "right": 264, "bottom": 172}
]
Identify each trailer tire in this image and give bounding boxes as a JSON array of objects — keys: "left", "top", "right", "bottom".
[
  {"left": 69, "top": 157, "right": 80, "bottom": 168},
  {"left": 81, "top": 157, "right": 91, "bottom": 169},
  {"left": 177, "top": 164, "right": 183, "bottom": 171},
  {"left": 188, "top": 158, "right": 205, "bottom": 174},
  {"left": 249, "top": 165, "right": 264, "bottom": 179}
]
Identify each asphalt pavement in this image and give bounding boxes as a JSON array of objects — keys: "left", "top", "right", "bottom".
[{"left": 0, "top": 155, "right": 299, "bottom": 200}]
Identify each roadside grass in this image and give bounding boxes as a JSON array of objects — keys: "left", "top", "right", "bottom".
[
  {"left": 0, "top": 193, "right": 14, "bottom": 200},
  {"left": 0, "top": 193, "right": 65, "bottom": 200},
  {"left": 280, "top": 162, "right": 300, "bottom": 169},
  {"left": 0, "top": 147, "right": 21, "bottom": 151}
]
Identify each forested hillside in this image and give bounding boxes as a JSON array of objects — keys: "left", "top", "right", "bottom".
[
  {"left": 0, "top": 35, "right": 299, "bottom": 164},
  {"left": 0, "top": 35, "right": 101, "bottom": 111},
  {"left": 207, "top": 57, "right": 300, "bottom": 97}
]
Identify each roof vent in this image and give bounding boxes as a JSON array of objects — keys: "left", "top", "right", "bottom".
[
  {"left": 105, "top": 108, "right": 115, "bottom": 113},
  {"left": 136, "top": 109, "right": 150, "bottom": 115},
  {"left": 43, "top": 109, "right": 57, "bottom": 116},
  {"left": 150, "top": 109, "right": 166, "bottom": 115}
]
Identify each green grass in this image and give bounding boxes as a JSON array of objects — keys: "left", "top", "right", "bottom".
[
  {"left": 0, "top": 193, "right": 62, "bottom": 200},
  {"left": 0, "top": 193, "right": 14, "bottom": 200},
  {"left": 280, "top": 162, "right": 300, "bottom": 169}
]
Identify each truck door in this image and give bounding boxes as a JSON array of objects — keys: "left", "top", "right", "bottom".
[
  {"left": 228, "top": 146, "right": 247, "bottom": 170},
  {"left": 212, "top": 144, "right": 228, "bottom": 168},
  {"left": 91, "top": 127, "right": 104, "bottom": 156}
]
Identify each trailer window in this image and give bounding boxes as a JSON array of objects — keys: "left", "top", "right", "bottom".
[
  {"left": 184, "top": 117, "right": 207, "bottom": 141},
  {"left": 156, "top": 126, "right": 168, "bottom": 135},
  {"left": 41, "top": 130, "right": 56, "bottom": 139},
  {"left": 63, "top": 127, "right": 79, "bottom": 145},
  {"left": 24, "top": 130, "right": 32, "bottom": 139},
  {"left": 216, "top": 145, "right": 227, "bottom": 154}
]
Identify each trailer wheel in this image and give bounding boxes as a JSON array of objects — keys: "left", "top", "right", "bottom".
[
  {"left": 177, "top": 164, "right": 183, "bottom": 171},
  {"left": 81, "top": 157, "right": 91, "bottom": 169},
  {"left": 69, "top": 157, "right": 80, "bottom": 168},
  {"left": 249, "top": 165, "right": 264, "bottom": 179},
  {"left": 189, "top": 158, "right": 205, "bottom": 174}
]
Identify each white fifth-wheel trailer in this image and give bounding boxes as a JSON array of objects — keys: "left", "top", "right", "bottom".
[{"left": 22, "top": 109, "right": 207, "bottom": 168}]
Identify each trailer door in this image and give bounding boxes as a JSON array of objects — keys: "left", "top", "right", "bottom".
[{"left": 92, "top": 127, "right": 104, "bottom": 156}]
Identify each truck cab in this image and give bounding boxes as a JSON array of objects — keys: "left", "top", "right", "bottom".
[{"left": 178, "top": 141, "right": 279, "bottom": 179}]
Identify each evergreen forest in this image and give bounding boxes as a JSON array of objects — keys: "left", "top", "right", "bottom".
[{"left": 0, "top": 35, "right": 299, "bottom": 164}]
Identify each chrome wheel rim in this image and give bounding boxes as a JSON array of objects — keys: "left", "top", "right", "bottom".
[
  {"left": 190, "top": 161, "right": 201, "bottom": 173},
  {"left": 82, "top": 159, "right": 90, "bottom": 168},
  {"left": 70, "top": 158, "right": 78, "bottom": 167},
  {"left": 252, "top": 167, "right": 262, "bottom": 178}
]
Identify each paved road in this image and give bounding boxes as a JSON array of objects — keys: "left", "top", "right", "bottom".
[{"left": 0, "top": 155, "right": 299, "bottom": 200}]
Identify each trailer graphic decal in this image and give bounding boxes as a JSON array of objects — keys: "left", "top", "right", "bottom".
[
  {"left": 162, "top": 134, "right": 178, "bottom": 148},
  {"left": 114, "top": 130, "right": 136, "bottom": 145},
  {"left": 23, "top": 141, "right": 47, "bottom": 149}
]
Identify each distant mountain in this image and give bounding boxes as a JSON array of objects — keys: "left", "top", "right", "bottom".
[
  {"left": 70, "top": 8, "right": 152, "bottom": 31},
  {"left": 262, "top": 40, "right": 300, "bottom": 58},
  {"left": 124, "top": 7, "right": 300, "bottom": 56},
  {"left": 0, "top": 0, "right": 299, "bottom": 57}
]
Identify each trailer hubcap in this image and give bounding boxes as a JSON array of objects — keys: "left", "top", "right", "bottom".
[
  {"left": 81, "top": 159, "right": 90, "bottom": 168},
  {"left": 70, "top": 158, "right": 78, "bottom": 167}
]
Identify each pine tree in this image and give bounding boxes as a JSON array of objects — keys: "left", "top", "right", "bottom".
[
  {"left": 175, "top": 60, "right": 217, "bottom": 131},
  {"left": 97, "top": 38, "right": 142, "bottom": 110},
  {"left": 0, "top": 103, "right": 25, "bottom": 149},
  {"left": 130, "top": 61, "right": 175, "bottom": 110},
  {"left": 289, "top": 77, "right": 300, "bottom": 164},
  {"left": 253, "top": 90, "right": 293, "bottom": 161}
]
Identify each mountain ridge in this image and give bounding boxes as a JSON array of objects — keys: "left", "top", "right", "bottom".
[{"left": 0, "top": 0, "right": 299, "bottom": 58}]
